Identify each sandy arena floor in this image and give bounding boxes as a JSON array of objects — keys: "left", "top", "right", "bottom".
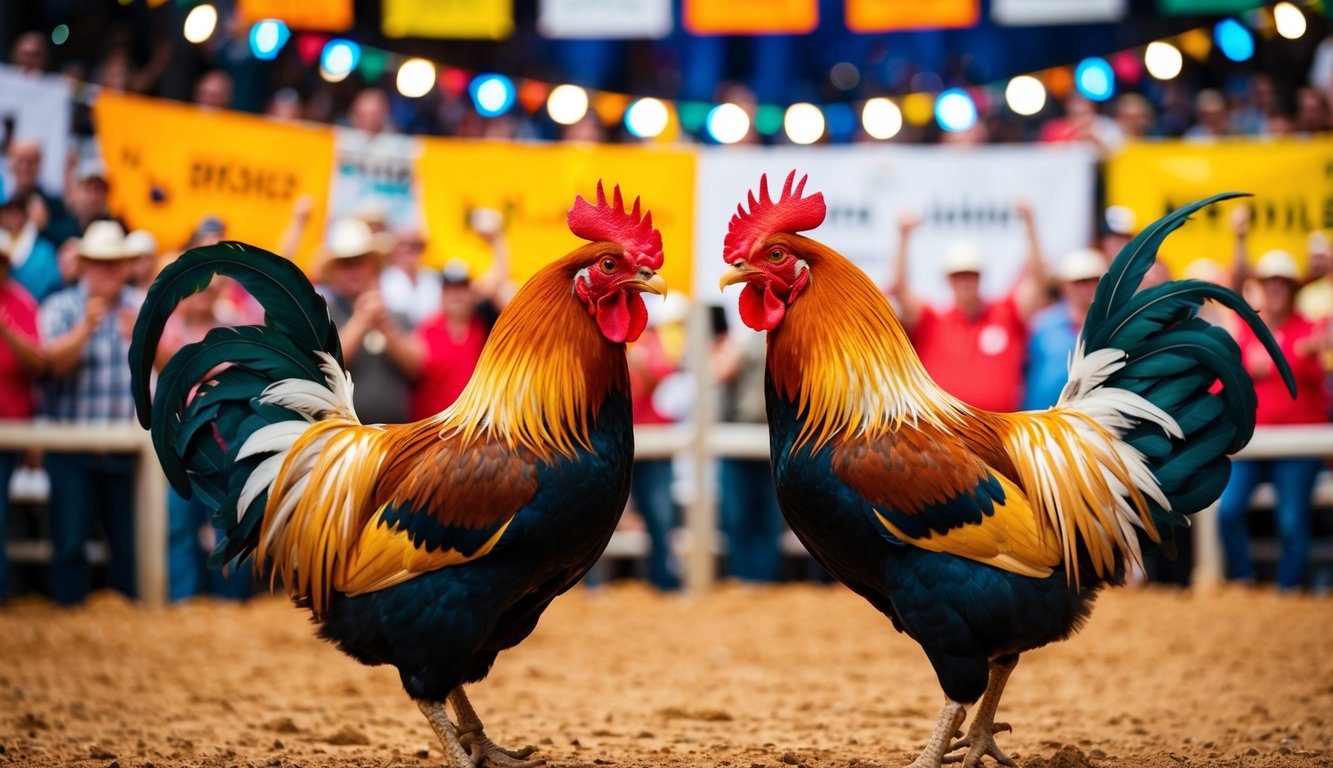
[{"left": 0, "top": 583, "right": 1330, "bottom": 768}]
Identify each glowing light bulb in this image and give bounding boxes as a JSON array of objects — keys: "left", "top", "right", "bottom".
[
  {"left": 706, "top": 103, "right": 750, "bottom": 144},
  {"left": 625, "top": 98, "right": 669, "bottom": 139},
  {"left": 783, "top": 103, "right": 825, "bottom": 145},
  {"left": 547, "top": 84, "right": 589, "bottom": 126},
  {"left": 1144, "top": 41, "right": 1183, "bottom": 81},
  {"left": 183, "top": 4, "right": 218, "bottom": 44},
  {"left": 396, "top": 58, "right": 436, "bottom": 98},
  {"left": 1274, "top": 2, "right": 1306, "bottom": 40},
  {"left": 1004, "top": 76, "right": 1046, "bottom": 116},
  {"left": 861, "top": 98, "right": 902, "bottom": 140},
  {"left": 935, "top": 89, "right": 976, "bottom": 133}
]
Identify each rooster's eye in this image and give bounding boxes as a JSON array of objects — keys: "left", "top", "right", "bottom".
[
  {"left": 601, "top": 258, "right": 617, "bottom": 273},
  {"left": 768, "top": 249, "right": 785, "bottom": 262}
]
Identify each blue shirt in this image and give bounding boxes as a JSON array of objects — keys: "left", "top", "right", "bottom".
[
  {"left": 13, "top": 234, "right": 63, "bottom": 303},
  {"left": 1023, "top": 301, "right": 1081, "bottom": 411},
  {"left": 39, "top": 283, "right": 143, "bottom": 421}
]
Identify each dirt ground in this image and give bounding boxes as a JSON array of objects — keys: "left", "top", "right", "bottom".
[{"left": 1, "top": 583, "right": 1330, "bottom": 768}]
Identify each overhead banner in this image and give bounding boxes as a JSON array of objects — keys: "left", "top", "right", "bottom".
[
  {"left": 695, "top": 145, "right": 1097, "bottom": 304},
  {"left": 1106, "top": 140, "right": 1333, "bottom": 277},
  {"left": 416, "top": 141, "right": 696, "bottom": 296},
  {"left": 684, "top": 0, "right": 817, "bottom": 35},
  {"left": 236, "top": 0, "right": 353, "bottom": 30},
  {"left": 1157, "top": 0, "right": 1264, "bottom": 12},
  {"left": 382, "top": 0, "right": 513, "bottom": 39},
  {"left": 0, "top": 65, "right": 71, "bottom": 196},
  {"left": 538, "top": 0, "right": 672, "bottom": 38},
  {"left": 992, "top": 0, "right": 1125, "bottom": 25},
  {"left": 329, "top": 129, "right": 424, "bottom": 232},
  {"left": 846, "top": 0, "right": 978, "bottom": 32},
  {"left": 93, "top": 92, "right": 334, "bottom": 266}
]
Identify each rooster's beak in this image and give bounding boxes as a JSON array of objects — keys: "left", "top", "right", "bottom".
[
  {"left": 626, "top": 271, "right": 668, "bottom": 297},
  {"left": 719, "top": 262, "right": 754, "bottom": 290}
]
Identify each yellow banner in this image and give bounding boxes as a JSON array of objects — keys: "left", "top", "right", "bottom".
[
  {"left": 1106, "top": 140, "right": 1333, "bottom": 277},
  {"left": 684, "top": 0, "right": 817, "bottom": 34},
  {"left": 846, "top": 0, "right": 978, "bottom": 31},
  {"left": 416, "top": 140, "right": 696, "bottom": 297},
  {"left": 382, "top": 0, "right": 513, "bottom": 39},
  {"left": 94, "top": 92, "right": 334, "bottom": 270},
  {"left": 237, "top": 0, "right": 353, "bottom": 31}
]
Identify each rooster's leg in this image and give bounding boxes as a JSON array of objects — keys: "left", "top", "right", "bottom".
[
  {"left": 448, "top": 687, "right": 544, "bottom": 768},
  {"left": 905, "top": 700, "right": 967, "bottom": 768},
  {"left": 417, "top": 700, "right": 476, "bottom": 768},
  {"left": 944, "top": 654, "right": 1019, "bottom": 768}
]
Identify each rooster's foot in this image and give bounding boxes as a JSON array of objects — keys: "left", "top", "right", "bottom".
[
  {"left": 464, "top": 734, "right": 544, "bottom": 768},
  {"left": 943, "top": 721, "right": 1016, "bottom": 767},
  {"left": 905, "top": 700, "right": 967, "bottom": 768}
]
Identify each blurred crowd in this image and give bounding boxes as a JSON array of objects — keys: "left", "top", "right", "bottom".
[
  {"left": 5, "top": 12, "right": 1333, "bottom": 147},
  {"left": 2, "top": 16, "right": 1333, "bottom": 605}
]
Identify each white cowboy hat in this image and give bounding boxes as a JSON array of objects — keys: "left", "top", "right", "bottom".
[
  {"left": 78, "top": 220, "right": 132, "bottom": 261},
  {"left": 942, "top": 241, "right": 983, "bottom": 276},
  {"left": 1056, "top": 248, "right": 1107, "bottom": 283},
  {"left": 325, "top": 217, "right": 378, "bottom": 260},
  {"left": 1254, "top": 249, "right": 1300, "bottom": 282},
  {"left": 124, "top": 229, "right": 157, "bottom": 257}
]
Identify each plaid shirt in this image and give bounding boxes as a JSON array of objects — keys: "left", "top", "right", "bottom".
[{"left": 39, "top": 283, "right": 143, "bottom": 421}]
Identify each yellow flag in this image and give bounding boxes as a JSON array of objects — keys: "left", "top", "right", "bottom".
[
  {"left": 382, "top": 0, "right": 513, "bottom": 39},
  {"left": 1106, "top": 140, "right": 1333, "bottom": 277},
  {"left": 847, "top": 0, "right": 978, "bottom": 31},
  {"left": 684, "top": 0, "right": 817, "bottom": 34},
  {"left": 416, "top": 140, "right": 696, "bottom": 297},
  {"left": 93, "top": 92, "right": 334, "bottom": 270},
  {"left": 237, "top": 0, "right": 353, "bottom": 31}
]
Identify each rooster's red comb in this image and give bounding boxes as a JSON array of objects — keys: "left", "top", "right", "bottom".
[
  {"left": 567, "top": 181, "right": 664, "bottom": 271},
  {"left": 723, "top": 170, "right": 826, "bottom": 264}
]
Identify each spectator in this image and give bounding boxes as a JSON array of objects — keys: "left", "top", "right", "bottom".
[
  {"left": 1296, "top": 231, "right": 1333, "bottom": 321},
  {"left": 404, "top": 212, "right": 513, "bottom": 420},
  {"left": 266, "top": 88, "right": 303, "bottom": 122},
  {"left": 5, "top": 139, "right": 77, "bottom": 244},
  {"left": 1184, "top": 89, "right": 1231, "bottom": 141},
  {"left": 38, "top": 221, "right": 144, "bottom": 605},
  {"left": 153, "top": 278, "right": 252, "bottom": 601},
  {"left": 380, "top": 228, "right": 441, "bottom": 327},
  {"left": 69, "top": 160, "right": 119, "bottom": 236},
  {"left": 0, "top": 228, "right": 45, "bottom": 602},
  {"left": 193, "top": 69, "right": 234, "bottom": 110},
  {"left": 317, "top": 218, "right": 416, "bottom": 424},
  {"left": 626, "top": 320, "right": 681, "bottom": 591},
  {"left": 1110, "top": 93, "right": 1156, "bottom": 145},
  {"left": 1022, "top": 248, "right": 1108, "bottom": 410},
  {"left": 0, "top": 195, "right": 62, "bottom": 302},
  {"left": 1218, "top": 247, "right": 1329, "bottom": 591},
  {"left": 889, "top": 201, "right": 1050, "bottom": 412},
  {"left": 1099, "top": 205, "right": 1136, "bottom": 262},
  {"left": 349, "top": 88, "right": 392, "bottom": 135},
  {"left": 9, "top": 31, "right": 48, "bottom": 75},
  {"left": 713, "top": 327, "right": 785, "bottom": 582},
  {"left": 124, "top": 229, "right": 158, "bottom": 291},
  {"left": 1040, "top": 94, "right": 1119, "bottom": 156},
  {"left": 1295, "top": 86, "right": 1330, "bottom": 135}
]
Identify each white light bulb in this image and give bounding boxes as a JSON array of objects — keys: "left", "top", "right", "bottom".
[
  {"left": 861, "top": 98, "right": 902, "bottom": 140},
  {"left": 183, "top": 4, "right": 218, "bottom": 44},
  {"left": 547, "top": 84, "right": 590, "bottom": 126}
]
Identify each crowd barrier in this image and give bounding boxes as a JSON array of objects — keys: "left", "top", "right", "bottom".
[{"left": 5, "top": 331, "right": 1333, "bottom": 606}]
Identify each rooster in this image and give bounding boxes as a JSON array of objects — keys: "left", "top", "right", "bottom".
[
  {"left": 718, "top": 172, "right": 1290, "bottom": 768},
  {"left": 129, "top": 183, "right": 666, "bottom": 768}
]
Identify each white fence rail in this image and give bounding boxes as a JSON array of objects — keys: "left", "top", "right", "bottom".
[{"left": 3, "top": 417, "right": 1330, "bottom": 607}]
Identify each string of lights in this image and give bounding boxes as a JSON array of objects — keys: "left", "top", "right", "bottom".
[{"left": 147, "top": 1, "right": 1319, "bottom": 143}]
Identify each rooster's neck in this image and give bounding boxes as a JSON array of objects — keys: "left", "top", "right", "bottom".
[
  {"left": 434, "top": 259, "right": 629, "bottom": 460},
  {"left": 767, "top": 243, "right": 969, "bottom": 449}
]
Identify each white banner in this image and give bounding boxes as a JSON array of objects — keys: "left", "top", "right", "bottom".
[
  {"left": 0, "top": 65, "right": 71, "bottom": 196},
  {"left": 695, "top": 145, "right": 1097, "bottom": 307},
  {"left": 328, "top": 128, "right": 423, "bottom": 233},
  {"left": 538, "top": 0, "right": 672, "bottom": 38},
  {"left": 992, "top": 0, "right": 1126, "bottom": 25}
]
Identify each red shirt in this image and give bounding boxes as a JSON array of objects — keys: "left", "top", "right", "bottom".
[
  {"left": 0, "top": 279, "right": 38, "bottom": 419},
  {"left": 629, "top": 329, "right": 675, "bottom": 426},
  {"left": 1236, "top": 314, "right": 1328, "bottom": 425},
  {"left": 411, "top": 314, "right": 489, "bottom": 421},
  {"left": 911, "top": 295, "right": 1027, "bottom": 412}
]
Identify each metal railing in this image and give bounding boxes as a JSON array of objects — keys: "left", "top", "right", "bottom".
[{"left": 4, "top": 404, "right": 1332, "bottom": 606}]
